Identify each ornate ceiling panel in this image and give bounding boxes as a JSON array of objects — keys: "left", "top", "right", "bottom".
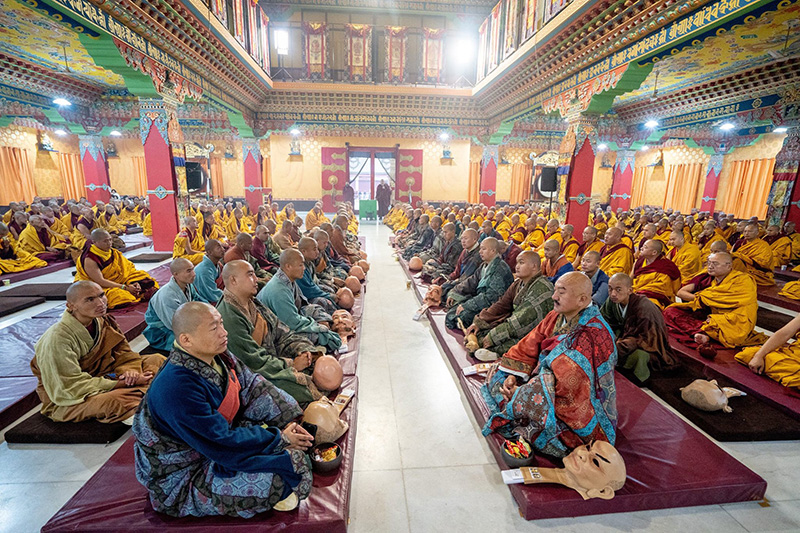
[{"left": 258, "top": 0, "right": 497, "bottom": 16}]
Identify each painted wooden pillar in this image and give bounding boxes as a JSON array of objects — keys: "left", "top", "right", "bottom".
[
  {"left": 767, "top": 130, "right": 800, "bottom": 226},
  {"left": 242, "top": 139, "right": 263, "bottom": 212},
  {"left": 78, "top": 135, "right": 111, "bottom": 203},
  {"left": 609, "top": 150, "right": 635, "bottom": 211},
  {"left": 139, "top": 97, "right": 188, "bottom": 252},
  {"left": 480, "top": 145, "right": 498, "bottom": 207},
  {"left": 560, "top": 116, "right": 597, "bottom": 230},
  {"left": 699, "top": 153, "right": 724, "bottom": 213}
]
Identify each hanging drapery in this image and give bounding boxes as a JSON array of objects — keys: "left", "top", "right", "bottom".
[
  {"left": 421, "top": 28, "right": 445, "bottom": 84},
  {"left": 211, "top": 0, "right": 226, "bottom": 26},
  {"left": 108, "top": 156, "right": 147, "bottom": 197},
  {"left": 132, "top": 157, "right": 148, "bottom": 197},
  {"left": 385, "top": 26, "right": 407, "bottom": 83},
  {"left": 232, "top": 0, "right": 246, "bottom": 46},
  {"left": 259, "top": 10, "right": 271, "bottom": 74},
  {"left": 488, "top": 3, "right": 503, "bottom": 71},
  {"left": 468, "top": 161, "right": 481, "bottom": 203},
  {"left": 476, "top": 19, "right": 489, "bottom": 82},
  {"left": 57, "top": 153, "right": 84, "bottom": 201},
  {"left": 303, "top": 22, "right": 328, "bottom": 80},
  {"left": 663, "top": 162, "right": 704, "bottom": 213},
  {"left": 210, "top": 157, "right": 225, "bottom": 198},
  {"left": 630, "top": 165, "right": 653, "bottom": 209},
  {"left": 0, "top": 146, "right": 35, "bottom": 204},
  {"left": 522, "top": 0, "right": 538, "bottom": 41},
  {"left": 502, "top": 0, "right": 519, "bottom": 58},
  {"left": 509, "top": 163, "right": 532, "bottom": 204},
  {"left": 722, "top": 158, "right": 775, "bottom": 219},
  {"left": 345, "top": 24, "right": 372, "bottom": 82}
]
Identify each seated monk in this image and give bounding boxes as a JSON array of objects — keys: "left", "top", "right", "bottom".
[
  {"left": 421, "top": 222, "right": 462, "bottom": 280},
  {"left": 258, "top": 248, "right": 342, "bottom": 352},
  {"left": 0, "top": 222, "right": 48, "bottom": 273},
  {"left": 98, "top": 204, "right": 124, "bottom": 235},
  {"left": 402, "top": 214, "right": 435, "bottom": 260},
  {"left": 42, "top": 206, "right": 71, "bottom": 239},
  {"left": 520, "top": 217, "right": 546, "bottom": 251},
  {"left": 445, "top": 237, "right": 514, "bottom": 329},
  {"left": 784, "top": 221, "right": 800, "bottom": 263},
  {"left": 664, "top": 252, "right": 766, "bottom": 348},
  {"left": 731, "top": 222, "right": 775, "bottom": 287},
  {"left": 305, "top": 202, "right": 329, "bottom": 231},
  {"left": 666, "top": 230, "right": 702, "bottom": 286},
  {"left": 133, "top": 301, "right": 312, "bottom": 517},
  {"left": 75, "top": 229, "right": 158, "bottom": 309},
  {"left": 118, "top": 200, "right": 141, "bottom": 227},
  {"left": 225, "top": 208, "right": 248, "bottom": 241},
  {"left": 193, "top": 239, "right": 225, "bottom": 304},
  {"left": 493, "top": 211, "right": 512, "bottom": 241},
  {"left": 481, "top": 272, "right": 617, "bottom": 458},
  {"left": 599, "top": 227, "right": 634, "bottom": 276},
  {"left": 500, "top": 239, "right": 523, "bottom": 272},
  {"left": 736, "top": 314, "right": 800, "bottom": 389},
  {"left": 508, "top": 214, "right": 526, "bottom": 244},
  {"left": 542, "top": 239, "right": 574, "bottom": 283},
  {"left": 143, "top": 258, "right": 199, "bottom": 352},
  {"left": 653, "top": 218, "right": 671, "bottom": 247},
  {"left": 466, "top": 251, "right": 554, "bottom": 362},
  {"left": 8, "top": 211, "right": 28, "bottom": 241},
  {"left": 173, "top": 216, "right": 206, "bottom": 265},
  {"left": 631, "top": 240, "right": 681, "bottom": 309},
  {"left": 274, "top": 220, "right": 296, "bottom": 250},
  {"left": 31, "top": 281, "right": 165, "bottom": 423},
  {"left": 16, "top": 215, "right": 67, "bottom": 263},
  {"left": 200, "top": 211, "right": 227, "bottom": 244},
  {"left": 312, "top": 229, "right": 348, "bottom": 287},
  {"left": 572, "top": 225, "right": 603, "bottom": 270},
  {"left": 225, "top": 233, "right": 271, "bottom": 285},
  {"left": 580, "top": 251, "right": 609, "bottom": 306},
  {"left": 559, "top": 224, "right": 580, "bottom": 263},
  {"left": 331, "top": 214, "right": 362, "bottom": 264},
  {"left": 601, "top": 273, "right": 678, "bottom": 382},
  {"left": 763, "top": 224, "right": 791, "bottom": 269},
  {"left": 252, "top": 224, "right": 280, "bottom": 272},
  {"left": 696, "top": 220, "right": 725, "bottom": 263},
  {"left": 295, "top": 237, "right": 339, "bottom": 313},
  {"left": 216, "top": 260, "right": 323, "bottom": 405}
]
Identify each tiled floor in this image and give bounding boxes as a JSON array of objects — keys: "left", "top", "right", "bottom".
[{"left": 1, "top": 223, "right": 799, "bottom": 532}]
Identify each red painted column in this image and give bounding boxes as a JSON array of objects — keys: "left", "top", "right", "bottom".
[
  {"left": 480, "top": 145, "right": 498, "bottom": 207},
  {"left": 139, "top": 97, "right": 187, "bottom": 252},
  {"left": 565, "top": 137, "right": 595, "bottom": 230},
  {"left": 609, "top": 149, "right": 635, "bottom": 211},
  {"left": 242, "top": 139, "right": 263, "bottom": 212},
  {"left": 78, "top": 135, "right": 111, "bottom": 203},
  {"left": 699, "top": 153, "right": 724, "bottom": 213}
]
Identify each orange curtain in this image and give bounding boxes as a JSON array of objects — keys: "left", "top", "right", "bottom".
[
  {"left": 509, "top": 163, "right": 532, "bottom": 204},
  {"left": 210, "top": 157, "right": 224, "bottom": 198},
  {"left": 630, "top": 165, "right": 653, "bottom": 209},
  {"left": 57, "top": 153, "right": 85, "bottom": 201},
  {"left": 132, "top": 156, "right": 147, "bottom": 196},
  {"left": 722, "top": 158, "right": 775, "bottom": 219},
  {"left": 0, "top": 147, "right": 36, "bottom": 204},
  {"left": 663, "top": 162, "right": 704, "bottom": 213},
  {"left": 262, "top": 156, "right": 271, "bottom": 189},
  {"left": 467, "top": 161, "right": 480, "bottom": 203}
]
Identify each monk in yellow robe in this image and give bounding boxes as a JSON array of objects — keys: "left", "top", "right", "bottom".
[
  {"left": 573, "top": 226, "right": 604, "bottom": 270},
  {"left": 631, "top": 240, "right": 681, "bottom": 309},
  {"left": 0, "top": 223, "right": 47, "bottom": 273},
  {"left": 98, "top": 205, "right": 124, "bottom": 235},
  {"left": 31, "top": 280, "right": 165, "bottom": 423},
  {"left": 508, "top": 214, "right": 526, "bottom": 244},
  {"left": 118, "top": 201, "right": 142, "bottom": 227},
  {"left": 535, "top": 219, "right": 562, "bottom": 257},
  {"left": 201, "top": 211, "right": 227, "bottom": 244},
  {"left": 2, "top": 202, "right": 20, "bottom": 224},
  {"left": 696, "top": 221, "right": 725, "bottom": 264},
  {"left": 653, "top": 219, "right": 671, "bottom": 247},
  {"left": 70, "top": 208, "right": 101, "bottom": 253},
  {"left": 599, "top": 227, "right": 634, "bottom": 276},
  {"left": 736, "top": 315, "right": 800, "bottom": 389},
  {"left": 784, "top": 221, "right": 800, "bottom": 263},
  {"left": 731, "top": 222, "right": 775, "bottom": 287},
  {"left": 521, "top": 218, "right": 545, "bottom": 251},
  {"left": 305, "top": 203, "right": 329, "bottom": 231},
  {"left": 593, "top": 213, "right": 608, "bottom": 240},
  {"left": 666, "top": 231, "right": 702, "bottom": 286},
  {"left": 17, "top": 215, "right": 68, "bottom": 262},
  {"left": 225, "top": 208, "right": 248, "bottom": 241},
  {"left": 664, "top": 252, "right": 766, "bottom": 348},
  {"left": 493, "top": 212, "right": 512, "bottom": 241},
  {"left": 559, "top": 224, "right": 580, "bottom": 263},
  {"left": 75, "top": 229, "right": 158, "bottom": 308},
  {"left": 763, "top": 224, "right": 792, "bottom": 269},
  {"left": 142, "top": 212, "right": 153, "bottom": 237},
  {"left": 173, "top": 216, "right": 206, "bottom": 265}
]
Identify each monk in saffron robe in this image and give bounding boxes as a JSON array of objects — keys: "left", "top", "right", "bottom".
[
  {"left": 201, "top": 211, "right": 227, "bottom": 244},
  {"left": 696, "top": 220, "right": 725, "bottom": 264},
  {"left": 542, "top": 239, "right": 574, "bottom": 283},
  {"left": 0, "top": 223, "right": 47, "bottom": 273},
  {"left": 493, "top": 212, "right": 512, "bottom": 241},
  {"left": 133, "top": 301, "right": 313, "bottom": 517},
  {"left": 731, "top": 222, "right": 775, "bottom": 287},
  {"left": 535, "top": 219, "right": 562, "bottom": 257},
  {"left": 76, "top": 229, "right": 158, "bottom": 308},
  {"left": 653, "top": 218, "right": 671, "bottom": 247},
  {"left": 599, "top": 227, "right": 634, "bottom": 276},
  {"left": 632, "top": 240, "right": 681, "bottom": 309},
  {"left": 481, "top": 272, "right": 617, "bottom": 458},
  {"left": 520, "top": 217, "right": 546, "bottom": 250},
  {"left": 559, "top": 224, "right": 580, "bottom": 263},
  {"left": 143, "top": 258, "right": 198, "bottom": 352},
  {"left": 31, "top": 281, "right": 165, "bottom": 423},
  {"left": 225, "top": 208, "right": 248, "bottom": 241},
  {"left": 784, "top": 221, "right": 800, "bottom": 263},
  {"left": 601, "top": 273, "right": 678, "bottom": 382},
  {"left": 304, "top": 202, "right": 329, "bottom": 231},
  {"left": 573, "top": 225, "right": 604, "bottom": 270},
  {"left": 16, "top": 215, "right": 67, "bottom": 262},
  {"left": 664, "top": 252, "right": 766, "bottom": 348},
  {"left": 736, "top": 315, "right": 800, "bottom": 389},
  {"left": 667, "top": 230, "right": 702, "bottom": 285},
  {"left": 7, "top": 211, "right": 28, "bottom": 241},
  {"left": 173, "top": 216, "right": 206, "bottom": 265},
  {"left": 763, "top": 224, "right": 792, "bottom": 269}
]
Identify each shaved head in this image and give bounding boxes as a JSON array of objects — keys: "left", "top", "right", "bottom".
[
  {"left": 66, "top": 280, "right": 102, "bottom": 304},
  {"left": 609, "top": 272, "right": 633, "bottom": 288},
  {"left": 221, "top": 259, "right": 252, "bottom": 284},
  {"left": 560, "top": 271, "right": 593, "bottom": 298},
  {"left": 280, "top": 247, "right": 304, "bottom": 268},
  {"left": 205, "top": 238, "right": 222, "bottom": 254},
  {"left": 90, "top": 228, "right": 111, "bottom": 242},
  {"left": 235, "top": 232, "right": 252, "bottom": 247},
  {"left": 172, "top": 301, "right": 216, "bottom": 337},
  {"left": 170, "top": 257, "right": 193, "bottom": 275},
  {"left": 298, "top": 236, "right": 317, "bottom": 252}
]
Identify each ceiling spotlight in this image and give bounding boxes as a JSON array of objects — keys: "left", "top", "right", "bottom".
[
  {"left": 640, "top": 145, "right": 649, "bottom": 151},
  {"left": 774, "top": 127, "right": 788, "bottom": 133},
  {"left": 644, "top": 120, "right": 659, "bottom": 129},
  {"left": 290, "top": 128, "right": 301, "bottom": 136},
  {"left": 439, "top": 132, "right": 450, "bottom": 142},
  {"left": 598, "top": 143, "right": 608, "bottom": 151},
  {"left": 54, "top": 129, "right": 67, "bottom": 136},
  {"left": 110, "top": 130, "right": 122, "bottom": 137},
  {"left": 719, "top": 123, "right": 735, "bottom": 131},
  {"left": 53, "top": 97, "right": 71, "bottom": 106}
]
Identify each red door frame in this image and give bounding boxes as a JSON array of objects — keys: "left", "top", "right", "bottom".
[{"left": 345, "top": 144, "right": 400, "bottom": 198}]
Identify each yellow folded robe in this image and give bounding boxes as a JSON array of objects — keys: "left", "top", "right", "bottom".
[
  {"left": 0, "top": 237, "right": 47, "bottom": 273},
  {"left": 142, "top": 213, "right": 153, "bottom": 237},
  {"left": 668, "top": 243, "right": 702, "bottom": 286},
  {"left": 732, "top": 238, "right": 775, "bottom": 287},
  {"left": 599, "top": 244, "right": 634, "bottom": 276},
  {"left": 16, "top": 224, "right": 67, "bottom": 257},
  {"left": 778, "top": 281, "right": 800, "bottom": 300},
  {"left": 736, "top": 333, "right": 800, "bottom": 389},
  {"left": 75, "top": 244, "right": 158, "bottom": 308},
  {"left": 173, "top": 229, "right": 205, "bottom": 265},
  {"left": 768, "top": 235, "right": 792, "bottom": 268}
]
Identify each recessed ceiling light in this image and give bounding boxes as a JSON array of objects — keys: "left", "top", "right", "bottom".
[
  {"left": 54, "top": 129, "right": 67, "bottom": 136},
  {"left": 774, "top": 127, "right": 788, "bottom": 133},
  {"left": 52, "top": 97, "right": 71, "bottom": 106},
  {"left": 598, "top": 143, "right": 608, "bottom": 151},
  {"left": 110, "top": 130, "right": 122, "bottom": 137},
  {"left": 719, "top": 123, "right": 735, "bottom": 131},
  {"left": 439, "top": 133, "right": 450, "bottom": 142},
  {"left": 645, "top": 120, "right": 659, "bottom": 129},
  {"left": 290, "top": 128, "right": 301, "bottom": 136},
  {"left": 640, "top": 145, "right": 649, "bottom": 151}
]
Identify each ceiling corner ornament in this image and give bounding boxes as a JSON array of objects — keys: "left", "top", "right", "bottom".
[
  {"left": 79, "top": 136, "right": 104, "bottom": 162},
  {"left": 242, "top": 140, "right": 261, "bottom": 162},
  {"left": 482, "top": 145, "right": 500, "bottom": 167},
  {"left": 114, "top": 39, "right": 202, "bottom": 103}
]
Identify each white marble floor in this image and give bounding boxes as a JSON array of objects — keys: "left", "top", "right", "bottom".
[{"left": 1, "top": 222, "right": 799, "bottom": 532}]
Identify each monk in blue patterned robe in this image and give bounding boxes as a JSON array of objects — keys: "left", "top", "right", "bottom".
[{"left": 133, "top": 302, "right": 313, "bottom": 518}]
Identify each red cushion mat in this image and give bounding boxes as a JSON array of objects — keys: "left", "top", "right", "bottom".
[
  {"left": 427, "top": 307, "right": 767, "bottom": 520},
  {"left": 669, "top": 337, "right": 800, "bottom": 421},
  {"left": 0, "top": 377, "right": 38, "bottom": 431},
  {"left": 0, "top": 260, "right": 72, "bottom": 284},
  {"left": 42, "top": 375, "right": 359, "bottom": 532}
]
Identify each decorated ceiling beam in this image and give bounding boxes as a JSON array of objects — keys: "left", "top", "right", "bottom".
[
  {"left": 0, "top": 52, "right": 105, "bottom": 106},
  {"left": 259, "top": 0, "right": 496, "bottom": 16}
]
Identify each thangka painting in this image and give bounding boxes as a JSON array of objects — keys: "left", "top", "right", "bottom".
[
  {"left": 211, "top": 0, "right": 226, "bottom": 26},
  {"left": 345, "top": 24, "right": 372, "bottom": 82},
  {"left": 488, "top": 2, "right": 503, "bottom": 72},
  {"left": 397, "top": 149, "right": 423, "bottom": 207},
  {"left": 421, "top": 28, "right": 445, "bottom": 84},
  {"left": 521, "top": 0, "right": 538, "bottom": 41},
  {"left": 385, "top": 26, "right": 407, "bottom": 83},
  {"left": 503, "top": 0, "right": 519, "bottom": 59},
  {"left": 545, "top": 0, "right": 569, "bottom": 24},
  {"left": 259, "top": 10, "right": 270, "bottom": 75},
  {"left": 477, "top": 18, "right": 488, "bottom": 82},
  {"left": 232, "top": 0, "right": 246, "bottom": 47},
  {"left": 246, "top": 0, "right": 259, "bottom": 62},
  {"left": 321, "top": 147, "right": 347, "bottom": 212},
  {"left": 303, "top": 22, "right": 329, "bottom": 80}
]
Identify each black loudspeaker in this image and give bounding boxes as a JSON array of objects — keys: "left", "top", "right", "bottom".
[{"left": 540, "top": 166, "right": 558, "bottom": 192}]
